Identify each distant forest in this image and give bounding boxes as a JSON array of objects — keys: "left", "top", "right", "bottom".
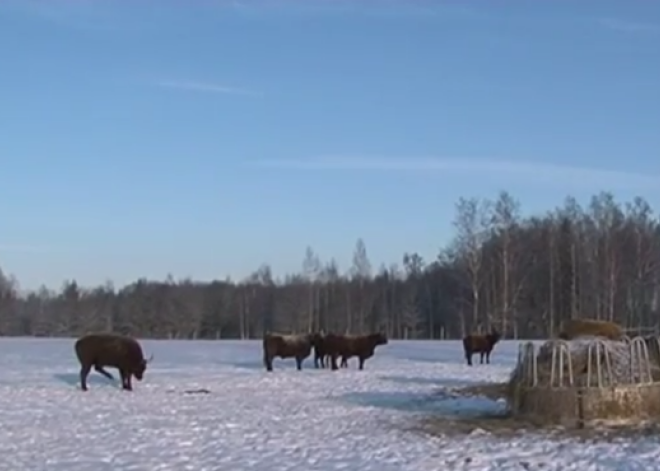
[{"left": 1, "top": 191, "right": 659, "bottom": 340}]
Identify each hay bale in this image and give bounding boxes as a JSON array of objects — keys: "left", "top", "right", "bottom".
[
  {"left": 499, "top": 335, "right": 660, "bottom": 427},
  {"left": 557, "top": 319, "right": 625, "bottom": 341},
  {"left": 507, "top": 337, "right": 660, "bottom": 426},
  {"left": 508, "top": 337, "right": 660, "bottom": 396}
]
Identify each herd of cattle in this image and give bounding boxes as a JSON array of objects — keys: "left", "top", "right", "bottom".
[
  {"left": 72, "top": 318, "right": 623, "bottom": 391},
  {"left": 263, "top": 331, "right": 389, "bottom": 371},
  {"left": 73, "top": 330, "right": 391, "bottom": 391}
]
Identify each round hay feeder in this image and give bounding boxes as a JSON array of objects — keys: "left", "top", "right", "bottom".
[{"left": 508, "top": 335, "right": 660, "bottom": 428}]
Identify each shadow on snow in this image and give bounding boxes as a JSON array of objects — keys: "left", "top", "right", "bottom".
[
  {"left": 337, "top": 388, "right": 505, "bottom": 416},
  {"left": 53, "top": 372, "right": 120, "bottom": 389},
  {"left": 379, "top": 375, "right": 475, "bottom": 387},
  {"left": 337, "top": 390, "right": 448, "bottom": 413}
]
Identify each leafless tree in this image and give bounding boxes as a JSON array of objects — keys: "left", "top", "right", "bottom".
[
  {"left": 1, "top": 191, "right": 660, "bottom": 340},
  {"left": 451, "top": 197, "right": 492, "bottom": 333}
]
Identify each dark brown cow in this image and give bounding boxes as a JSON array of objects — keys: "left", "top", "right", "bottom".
[
  {"left": 74, "top": 333, "right": 153, "bottom": 391},
  {"left": 262, "top": 332, "right": 321, "bottom": 371},
  {"left": 323, "top": 332, "right": 388, "bottom": 370},
  {"left": 463, "top": 330, "right": 500, "bottom": 366}
]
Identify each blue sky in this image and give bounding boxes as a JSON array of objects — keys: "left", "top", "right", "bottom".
[{"left": 1, "top": 0, "right": 659, "bottom": 290}]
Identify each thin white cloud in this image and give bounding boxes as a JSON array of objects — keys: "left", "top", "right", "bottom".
[
  {"left": 157, "top": 80, "right": 260, "bottom": 97},
  {"left": 10, "top": 0, "right": 477, "bottom": 31},
  {"left": 220, "top": 0, "right": 478, "bottom": 19},
  {"left": 597, "top": 18, "right": 659, "bottom": 34},
  {"left": 0, "top": 244, "right": 57, "bottom": 254},
  {"left": 248, "top": 156, "right": 660, "bottom": 190},
  {"left": 10, "top": 0, "right": 125, "bottom": 32}
]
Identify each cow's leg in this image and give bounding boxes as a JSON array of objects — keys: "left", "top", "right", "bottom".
[
  {"left": 358, "top": 357, "right": 365, "bottom": 370},
  {"left": 296, "top": 356, "right": 303, "bottom": 371},
  {"left": 263, "top": 351, "right": 274, "bottom": 372},
  {"left": 466, "top": 352, "right": 473, "bottom": 366},
  {"left": 80, "top": 364, "right": 92, "bottom": 391},
  {"left": 119, "top": 369, "right": 127, "bottom": 390},
  {"left": 330, "top": 353, "right": 339, "bottom": 371},
  {"left": 486, "top": 350, "right": 491, "bottom": 364},
  {"left": 341, "top": 356, "right": 348, "bottom": 368},
  {"left": 94, "top": 364, "right": 114, "bottom": 380},
  {"left": 119, "top": 369, "right": 132, "bottom": 391}
]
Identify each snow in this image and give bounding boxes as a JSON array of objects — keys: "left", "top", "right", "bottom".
[{"left": 0, "top": 338, "right": 657, "bottom": 470}]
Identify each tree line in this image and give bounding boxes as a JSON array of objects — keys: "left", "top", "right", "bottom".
[{"left": 1, "top": 191, "right": 659, "bottom": 340}]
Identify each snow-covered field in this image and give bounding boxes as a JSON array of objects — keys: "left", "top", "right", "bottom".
[{"left": 0, "top": 338, "right": 657, "bottom": 471}]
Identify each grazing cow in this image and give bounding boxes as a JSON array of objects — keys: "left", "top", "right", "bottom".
[
  {"left": 323, "top": 332, "right": 388, "bottom": 370},
  {"left": 463, "top": 330, "right": 501, "bottom": 366},
  {"left": 74, "top": 333, "right": 153, "bottom": 391},
  {"left": 262, "top": 332, "right": 321, "bottom": 371},
  {"left": 557, "top": 319, "right": 625, "bottom": 341}
]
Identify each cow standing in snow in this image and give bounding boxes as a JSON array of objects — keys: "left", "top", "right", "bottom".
[{"left": 74, "top": 333, "right": 153, "bottom": 391}]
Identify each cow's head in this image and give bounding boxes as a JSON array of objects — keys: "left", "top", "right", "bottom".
[
  {"left": 369, "top": 332, "right": 388, "bottom": 347},
  {"left": 134, "top": 353, "right": 154, "bottom": 380}
]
